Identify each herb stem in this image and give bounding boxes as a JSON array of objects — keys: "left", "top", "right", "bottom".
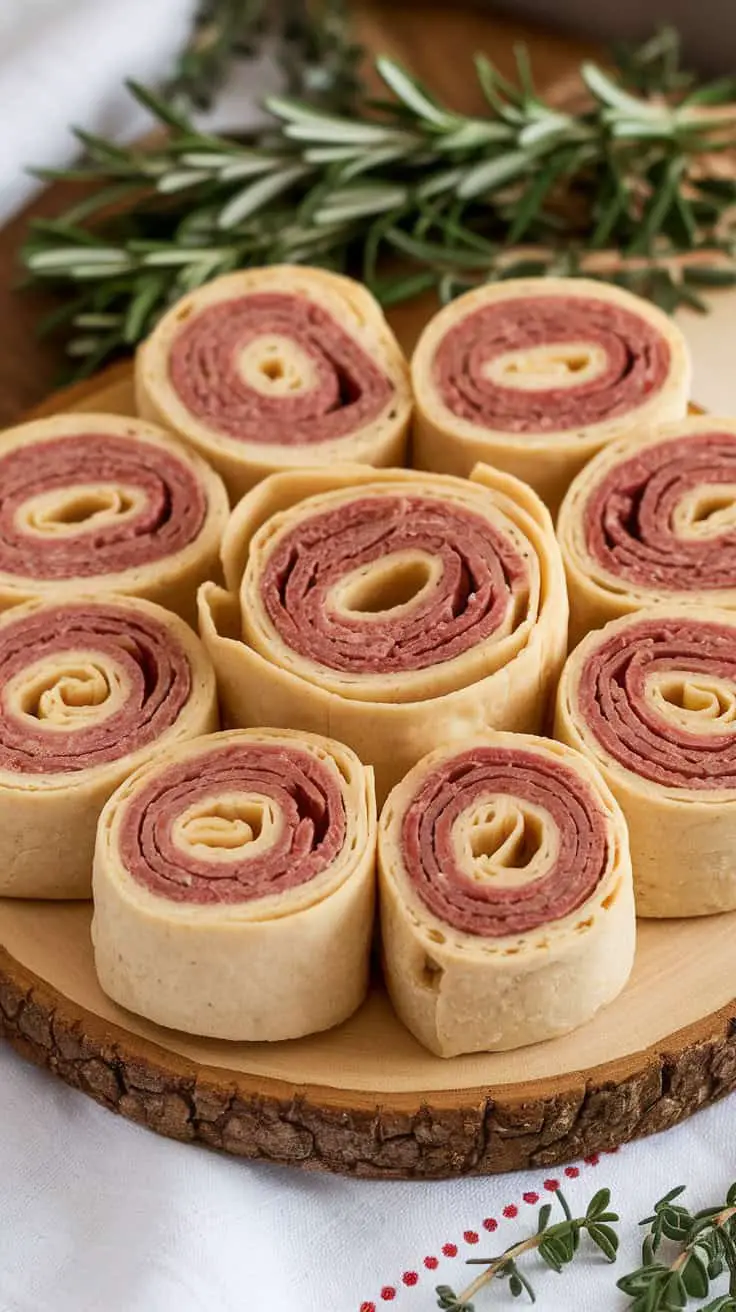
[
  {"left": 458, "top": 1233, "right": 543, "bottom": 1304},
  {"left": 438, "top": 1187, "right": 619, "bottom": 1310}
]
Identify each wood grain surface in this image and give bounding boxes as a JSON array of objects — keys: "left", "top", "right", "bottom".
[{"left": 0, "top": 1, "right": 596, "bottom": 427}]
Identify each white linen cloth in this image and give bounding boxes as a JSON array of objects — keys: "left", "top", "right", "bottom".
[
  {"left": 0, "top": 1040, "right": 731, "bottom": 1312},
  {"left": 1, "top": 8, "right": 736, "bottom": 1312},
  {"left": 0, "top": 0, "right": 195, "bottom": 221}
]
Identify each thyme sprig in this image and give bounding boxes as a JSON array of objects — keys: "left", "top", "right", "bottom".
[
  {"left": 618, "top": 1183, "right": 736, "bottom": 1310},
  {"left": 435, "top": 1187, "right": 619, "bottom": 1309},
  {"left": 20, "top": 27, "right": 736, "bottom": 378}
]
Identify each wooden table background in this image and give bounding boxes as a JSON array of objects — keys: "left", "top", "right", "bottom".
[{"left": 0, "top": 2, "right": 595, "bottom": 427}]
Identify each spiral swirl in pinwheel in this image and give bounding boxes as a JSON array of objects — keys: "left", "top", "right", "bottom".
[
  {"left": 0, "top": 412, "right": 229, "bottom": 625},
  {"left": 135, "top": 266, "right": 412, "bottom": 500},
  {"left": 556, "top": 608, "right": 736, "bottom": 917},
  {"left": 197, "top": 464, "right": 568, "bottom": 802},
  {"left": 378, "top": 732, "right": 634, "bottom": 1057},
  {"left": 0, "top": 595, "right": 217, "bottom": 898},
  {"left": 412, "top": 277, "right": 690, "bottom": 513},
  {"left": 558, "top": 417, "right": 736, "bottom": 645},
  {"left": 92, "top": 728, "right": 376, "bottom": 1041}
]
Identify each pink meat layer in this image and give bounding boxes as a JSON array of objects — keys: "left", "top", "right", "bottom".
[
  {"left": 169, "top": 292, "right": 395, "bottom": 445},
  {"left": 433, "top": 295, "right": 670, "bottom": 432},
  {"left": 585, "top": 431, "right": 736, "bottom": 590},
  {"left": 401, "top": 746, "right": 608, "bottom": 936},
  {"left": 0, "top": 603, "right": 191, "bottom": 774},
  {"left": 577, "top": 616, "right": 736, "bottom": 789},
  {"left": 260, "top": 495, "right": 529, "bottom": 674},
  {"left": 0, "top": 435, "right": 206, "bottom": 580},
  {"left": 119, "top": 744, "right": 346, "bottom": 904}
]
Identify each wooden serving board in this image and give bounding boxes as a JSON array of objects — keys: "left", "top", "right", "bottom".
[{"left": 1, "top": 350, "right": 734, "bottom": 1180}]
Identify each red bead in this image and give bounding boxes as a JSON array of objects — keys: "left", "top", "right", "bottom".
[
  {"left": 424, "top": 1256, "right": 439, "bottom": 1270},
  {"left": 380, "top": 1289, "right": 396, "bottom": 1303},
  {"left": 482, "top": 1217, "right": 498, "bottom": 1232},
  {"left": 360, "top": 1303, "right": 375, "bottom": 1312},
  {"left": 463, "top": 1231, "right": 479, "bottom": 1244},
  {"left": 523, "top": 1192, "right": 539, "bottom": 1205},
  {"left": 565, "top": 1166, "right": 580, "bottom": 1178},
  {"left": 544, "top": 1178, "right": 560, "bottom": 1191},
  {"left": 402, "top": 1272, "right": 418, "bottom": 1287},
  {"left": 442, "top": 1243, "right": 458, "bottom": 1257},
  {"left": 503, "top": 1204, "right": 518, "bottom": 1218}
]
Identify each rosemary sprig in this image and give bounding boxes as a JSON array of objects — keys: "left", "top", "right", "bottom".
[
  {"left": 166, "top": 0, "right": 362, "bottom": 112},
  {"left": 435, "top": 1187, "right": 619, "bottom": 1309},
  {"left": 618, "top": 1182, "right": 736, "bottom": 1310},
  {"left": 20, "top": 28, "right": 736, "bottom": 378},
  {"left": 167, "top": 0, "right": 271, "bottom": 110}
]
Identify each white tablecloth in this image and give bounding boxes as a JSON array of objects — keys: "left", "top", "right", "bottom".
[
  {"left": 1, "top": 8, "right": 736, "bottom": 1311},
  {"left": 0, "top": 0, "right": 195, "bottom": 222},
  {"left": 1, "top": 1041, "right": 732, "bottom": 1312}
]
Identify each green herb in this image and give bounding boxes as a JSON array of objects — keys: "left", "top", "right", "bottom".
[
  {"left": 435, "top": 1187, "right": 619, "bottom": 1308},
  {"left": 21, "top": 27, "right": 736, "bottom": 379},
  {"left": 166, "top": 0, "right": 362, "bottom": 112},
  {"left": 618, "top": 1182, "right": 736, "bottom": 1310}
]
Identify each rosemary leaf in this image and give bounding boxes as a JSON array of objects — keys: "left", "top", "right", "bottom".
[
  {"left": 683, "top": 266, "right": 736, "bottom": 287},
  {"left": 684, "top": 76, "right": 736, "bottom": 106},
  {"left": 217, "top": 164, "right": 312, "bottom": 227},
  {"left": 374, "top": 57, "right": 455, "bottom": 130},
  {"left": 27, "top": 218, "right": 103, "bottom": 247},
  {"left": 26, "top": 247, "right": 132, "bottom": 271},
  {"left": 385, "top": 228, "right": 490, "bottom": 269},
  {"left": 157, "top": 169, "right": 213, "bottom": 193},
  {"left": 60, "top": 183, "right": 145, "bottom": 226},
  {"left": 506, "top": 152, "right": 573, "bottom": 244},
  {"left": 371, "top": 270, "right": 437, "bottom": 304},
  {"left": 458, "top": 149, "right": 532, "bottom": 199},
  {"left": 122, "top": 274, "right": 168, "bottom": 342}
]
